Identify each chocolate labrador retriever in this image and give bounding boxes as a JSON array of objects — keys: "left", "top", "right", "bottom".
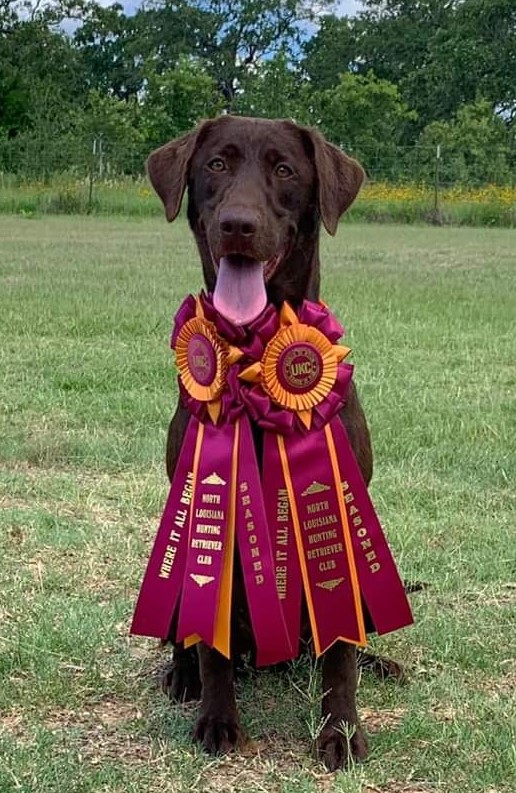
[{"left": 147, "top": 115, "right": 374, "bottom": 771}]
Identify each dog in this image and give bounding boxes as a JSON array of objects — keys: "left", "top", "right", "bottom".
[{"left": 147, "top": 115, "right": 377, "bottom": 771}]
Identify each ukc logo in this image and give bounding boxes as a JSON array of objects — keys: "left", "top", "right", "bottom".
[
  {"left": 278, "top": 343, "right": 323, "bottom": 393},
  {"left": 187, "top": 334, "right": 217, "bottom": 386}
]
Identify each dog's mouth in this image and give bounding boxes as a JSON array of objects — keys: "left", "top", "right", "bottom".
[{"left": 213, "top": 252, "right": 283, "bottom": 326}]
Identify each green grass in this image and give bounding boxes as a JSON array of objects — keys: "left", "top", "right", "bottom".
[
  {"left": 1, "top": 215, "right": 515, "bottom": 792},
  {"left": 349, "top": 196, "right": 516, "bottom": 227},
  {"left": 0, "top": 176, "right": 161, "bottom": 218},
  {"left": 0, "top": 175, "right": 514, "bottom": 227}
]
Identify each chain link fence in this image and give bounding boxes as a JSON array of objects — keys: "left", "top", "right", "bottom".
[
  {"left": 0, "top": 132, "right": 146, "bottom": 180},
  {"left": 1, "top": 132, "right": 514, "bottom": 222}
]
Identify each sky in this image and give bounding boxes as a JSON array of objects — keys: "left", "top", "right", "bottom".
[
  {"left": 63, "top": 0, "right": 364, "bottom": 37},
  {"left": 337, "top": 0, "right": 362, "bottom": 15},
  {"left": 95, "top": 0, "right": 364, "bottom": 17}
]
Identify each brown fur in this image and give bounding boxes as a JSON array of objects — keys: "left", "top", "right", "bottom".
[{"left": 148, "top": 116, "right": 373, "bottom": 770}]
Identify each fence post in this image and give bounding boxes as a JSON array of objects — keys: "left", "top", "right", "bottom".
[
  {"left": 433, "top": 144, "right": 441, "bottom": 215},
  {"left": 98, "top": 134, "right": 104, "bottom": 179},
  {"left": 87, "top": 137, "right": 96, "bottom": 214}
]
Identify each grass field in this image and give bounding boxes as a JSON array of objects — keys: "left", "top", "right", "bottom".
[
  {"left": 1, "top": 176, "right": 515, "bottom": 227},
  {"left": 0, "top": 215, "right": 515, "bottom": 793}
]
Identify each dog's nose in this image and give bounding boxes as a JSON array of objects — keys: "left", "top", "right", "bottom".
[{"left": 219, "top": 208, "right": 258, "bottom": 239}]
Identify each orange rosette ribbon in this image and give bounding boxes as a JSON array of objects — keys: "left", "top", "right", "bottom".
[
  {"left": 174, "top": 297, "right": 243, "bottom": 425},
  {"left": 240, "top": 302, "right": 350, "bottom": 430}
]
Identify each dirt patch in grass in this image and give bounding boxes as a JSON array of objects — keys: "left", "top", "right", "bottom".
[
  {"left": 199, "top": 734, "right": 334, "bottom": 792},
  {"left": 43, "top": 699, "right": 141, "bottom": 731},
  {"left": 362, "top": 708, "right": 407, "bottom": 733},
  {"left": 461, "top": 583, "right": 516, "bottom": 608},
  {"left": 1, "top": 493, "right": 123, "bottom": 531},
  {"left": 0, "top": 707, "right": 26, "bottom": 739},
  {"left": 364, "top": 786, "right": 439, "bottom": 793},
  {"left": 43, "top": 699, "right": 152, "bottom": 766},
  {"left": 477, "top": 668, "right": 516, "bottom": 700}
]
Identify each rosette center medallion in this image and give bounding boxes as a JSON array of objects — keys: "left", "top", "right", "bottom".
[
  {"left": 175, "top": 317, "right": 228, "bottom": 403},
  {"left": 187, "top": 333, "right": 217, "bottom": 386},
  {"left": 277, "top": 343, "right": 323, "bottom": 393},
  {"left": 260, "top": 323, "right": 338, "bottom": 414}
]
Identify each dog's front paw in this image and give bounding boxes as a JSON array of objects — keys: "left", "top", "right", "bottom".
[
  {"left": 161, "top": 655, "right": 202, "bottom": 703},
  {"left": 193, "top": 711, "right": 243, "bottom": 755},
  {"left": 316, "top": 722, "right": 368, "bottom": 771}
]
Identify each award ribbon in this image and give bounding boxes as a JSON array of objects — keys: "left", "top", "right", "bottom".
[{"left": 131, "top": 294, "right": 413, "bottom": 662}]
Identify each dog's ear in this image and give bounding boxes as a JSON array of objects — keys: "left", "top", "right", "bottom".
[
  {"left": 308, "top": 129, "right": 365, "bottom": 235},
  {"left": 146, "top": 122, "right": 209, "bottom": 222}
]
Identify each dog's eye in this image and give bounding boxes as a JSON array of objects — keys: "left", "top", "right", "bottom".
[
  {"left": 207, "top": 157, "right": 226, "bottom": 173},
  {"left": 275, "top": 163, "right": 294, "bottom": 179}
]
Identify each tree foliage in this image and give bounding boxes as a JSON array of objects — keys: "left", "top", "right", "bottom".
[
  {"left": 140, "top": 57, "right": 224, "bottom": 149},
  {"left": 417, "top": 100, "right": 513, "bottom": 185},
  {"left": 309, "top": 72, "right": 417, "bottom": 167},
  {"left": 0, "top": 0, "right": 514, "bottom": 184}
]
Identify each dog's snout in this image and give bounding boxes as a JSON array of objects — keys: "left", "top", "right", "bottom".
[{"left": 219, "top": 208, "right": 258, "bottom": 239}]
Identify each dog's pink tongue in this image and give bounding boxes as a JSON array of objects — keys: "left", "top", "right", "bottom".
[{"left": 213, "top": 257, "right": 266, "bottom": 326}]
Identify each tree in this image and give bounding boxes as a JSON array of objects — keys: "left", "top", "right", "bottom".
[
  {"left": 416, "top": 100, "right": 513, "bottom": 185},
  {"left": 303, "top": 15, "right": 361, "bottom": 90},
  {"left": 74, "top": 0, "right": 219, "bottom": 102},
  {"left": 73, "top": 0, "right": 324, "bottom": 109},
  {"left": 234, "top": 51, "right": 304, "bottom": 119},
  {"left": 430, "top": 0, "right": 516, "bottom": 126},
  {"left": 74, "top": 3, "right": 144, "bottom": 100},
  {"left": 182, "top": 0, "right": 332, "bottom": 107},
  {"left": 0, "top": 0, "right": 104, "bottom": 173},
  {"left": 140, "top": 56, "right": 223, "bottom": 150},
  {"left": 0, "top": 10, "right": 83, "bottom": 136},
  {"left": 355, "top": 0, "right": 516, "bottom": 129},
  {"left": 69, "top": 89, "right": 144, "bottom": 173},
  {"left": 309, "top": 71, "right": 417, "bottom": 173}
]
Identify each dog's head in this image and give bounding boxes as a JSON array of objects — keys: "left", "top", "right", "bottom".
[{"left": 148, "top": 116, "right": 364, "bottom": 324}]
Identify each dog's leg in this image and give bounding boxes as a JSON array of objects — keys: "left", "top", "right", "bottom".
[
  {"left": 161, "top": 643, "right": 202, "bottom": 702},
  {"left": 316, "top": 641, "right": 368, "bottom": 771},
  {"left": 193, "top": 644, "right": 242, "bottom": 755}
]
